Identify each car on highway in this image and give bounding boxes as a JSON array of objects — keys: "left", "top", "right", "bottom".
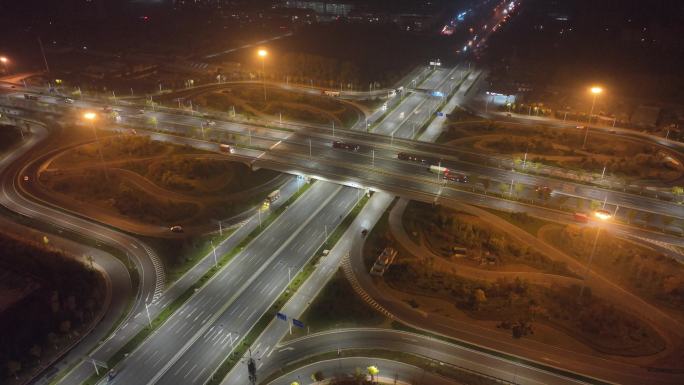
[
  {"left": 361, "top": 228, "right": 368, "bottom": 237},
  {"left": 170, "top": 225, "right": 184, "bottom": 233},
  {"left": 573, "top": 213, "right": 589, "bottom": 223},
  {"left": 219, "top": 143, "right": 235, "bottom": 154},
  {"left": 332, "top": 141, "right": 360, "bottom": 151},
  {"left": 63, "top": 98, "right": 74, "bottom": 104},
  {"left": 397, "top": 152, "right": 437, "bottom": 164},
  {"left": 205, "top": 120, "right": 216, "bottom": 126},
  {"left": 535, "top": 185, "right": 552, "bottom": 197},
  {"left": 594, "top": 209, "right": 612, "bottom": 220},
  {"left": 443, "top": 172, "right": 468, "bottom": 183}
]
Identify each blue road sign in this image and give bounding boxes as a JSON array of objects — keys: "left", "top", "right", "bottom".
[
  {"left": 437, "top": 112, "right": 444, "bottom": 117},
  {"left": 276, "top": 312, "right": 287, "bottom": 321},
  {"left": 292, "top": 318, "right": 305, "bottom": 328}
]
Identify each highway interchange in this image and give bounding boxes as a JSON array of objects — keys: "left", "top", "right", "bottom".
[
  {"left": 3, "top": 54, "right": 684, "bottom": 385},
  {"left": 2, "top": 2, "right": 684, "bottom": 385}
]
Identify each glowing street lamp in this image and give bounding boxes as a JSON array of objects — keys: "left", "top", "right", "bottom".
[
  {"left": 257, "top": 49, "right": 268, "bottom": 102},
  {"left": 588, "top": 86, "right": 603, "bottom": 123},
  {"left": 0, "top": 56, "right": 8, "bottom": 74},
  {"left": 582, "top": 86, "right": 604, "bottom": 148}
]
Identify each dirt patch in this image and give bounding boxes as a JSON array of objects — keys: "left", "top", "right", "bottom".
[
  {"left": 193, "top": 85, "right": 360, "bottom": 128},
  {"left": 439, "top": 121, "right": 683, "bottom": 182},
  {"left": 384, "top": 253, "right": 666, "bottom": 357},
  {"left": 38, "top": 136, "right": 281, "bottom": 229},
  {"left": 540, "top": 224, "right": 684, "bottom": 323},
  {"left": 402, "top": 201, "right": 576, "bottom": 277}
]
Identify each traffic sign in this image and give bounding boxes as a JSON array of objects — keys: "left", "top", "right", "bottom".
[{"left": 292, "top": 318, "right": 305, "bottom": 328}]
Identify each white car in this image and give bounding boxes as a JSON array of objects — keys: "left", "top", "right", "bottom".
[{"left": 206, "top": 120, "right": 216, "bottom": 126}]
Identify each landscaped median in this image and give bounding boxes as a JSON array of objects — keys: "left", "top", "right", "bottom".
[
  {"left": 78, "top": 182, "right": 313, "bottom": 385},
  {"left": 204, "top": 194, "right": 371, "bottom": 385}
]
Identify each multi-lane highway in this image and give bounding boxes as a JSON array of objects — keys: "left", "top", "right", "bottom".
[
  {"left": 7, "top": 80, "right": 684, "bottom": 227},
  {"left": 103, "top": 181, "right": 359, "bottom": 385}
]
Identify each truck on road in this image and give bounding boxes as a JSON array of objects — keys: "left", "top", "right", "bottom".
[
  {"left": 263, "top": 189, "right": 281, "bottom": 209},
  {"left": 428, "top": 165, "right": 449, "bottom": 174},
  {"left": 267, "top": 190, "right": 280, "bottom": 203}
]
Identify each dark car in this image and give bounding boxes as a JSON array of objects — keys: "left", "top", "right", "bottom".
[
  {"left": 443, "top": 172, "right": 468, "bottom": 183},
  {"left": 332, "top": 141, "right": 361, "bottom": 151}
]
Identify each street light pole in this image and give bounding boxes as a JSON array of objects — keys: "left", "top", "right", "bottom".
[
  {"left": 588, "top": 93, "right": 598, "bottom": 123},
  {"left": 258, "top": 49, "right": 268, "bottom": 102},
  {"left": 145, "top": 303, "right": 152, "bottom": 328},
  {"left": 0, "top": 56, "right": 9, "bottom": 74},
  {"left": 582, "top": 126, "right": 590, "bottom": 149},
  {"left": 84, "top": 112, "right": 108, "bottom": 180},
  {"left": 211, "top": 240, "right": 218, "bottom": 268},
  {"left": 579, "top": 226, "right": 601, "bottom": 300},
  {"left": 588, "top": 86, "right": 603, "bottom": 124}
]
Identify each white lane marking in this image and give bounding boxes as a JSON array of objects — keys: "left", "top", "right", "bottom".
[{"left": 183, "top": 364, "right": 197, "bottom": 379}]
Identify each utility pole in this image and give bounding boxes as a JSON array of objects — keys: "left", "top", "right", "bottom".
[
  {"left": 211, "top": 240, "right": 218, "bottom": 268},
  {"left": 145, "top": 303, "right": 152, "bottom": 328},
  {"left": 37, "top": 36, "right": 50, "bottom": 73}
]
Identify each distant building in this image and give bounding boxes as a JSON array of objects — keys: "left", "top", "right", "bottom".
[{"left": 279, "top": 0, "right": 354, "bottom": 17}]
